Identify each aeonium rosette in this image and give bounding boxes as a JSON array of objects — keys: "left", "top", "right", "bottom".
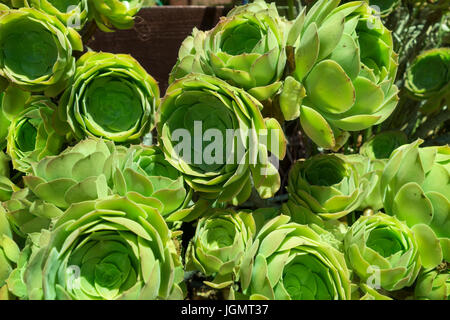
[
  {"left": 239, "top": 215, "right": 352, "bottom": 300},
  {"left": 282, "top": 0, "right": 399, "bottom": 150},
  {"left": 20, "top": 195, "right": 185, "bottom": 300},
  {"left": 286, "top": 153, "right": 368, "bottom": 220},
  {"left": 89, "top": 0, "right": 143, "bottom": 32},
  {"left": 158, "top": 73, "right": 286, "bottom": 206},
  {"left": 344, "top": 213, "right": 423, "bottom": 292},
  {"left": 185, "top": 209, "right": 256, "bottom": 294},
  {"left": 170, "top": 0, "right": 288, "bottom": 102},
  {"left": 6, "top": 96, "right": 65, "bottom": 173},
  {"left": 381, "top": 140, "right": 449, "bottom": 269},
  {"left": 405, "top": 48, "right": 449, "bottom": 100},
  {"left": 0, "top": 6, "right": 82, "bottom": 98},
  {"left": 57, "top": 52, "right": 159, "bottom": 144}
]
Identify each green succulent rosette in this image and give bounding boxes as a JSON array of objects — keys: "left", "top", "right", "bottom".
[
  {"left": 283, "top": 0, "right": 399, "bottom": 150},
  {"left": 381, "top": 140, "right": 449, "bottom": 268},
  {"left": 158, "top": 74, "right": 286, "bottom": 205},
  {"left": 170, "top": 0, "right": 287, "bottom": 102},
  {"left": 89, "top": 0, "right": 143, "bottom": 32},
  {"left": 112, "top": 144, "right": 202, "bottom": 221},
  {"left": 58, "top": 52, "right": 159, "bottom": 144},
  {"left": 22, "top": 138, "right": 118, "bottom": 210},
  {"left": 6, "top": 96, "right": 65, "bottom": 173},
  {"left": 286, "top": 153, "right": 368, "bottom": 220},
  {"left": 0, "top": 7, "right": 82, "bottom": 97},
  {"left": 0, "top": 206, "right": 20, "bottom": 300},
  {"left": 21, "top": 195, "right": 185, "bottom": 300},
  {"left": 185, "top": 209, "right": 256, "bottom": 290},
  {"left": 24, "top": 0, "right": 89, "bottom": 31},
  {"left": 360, "top": 131, "right": 408, "bottom": 160},
  {"left": 344, "top": 213, "right": 423, "bottom": 291},
  {"left": 414, "top": 267, "right": 449, "bottom": 300},
  {"left": 405, "top": 48, "right": 450, "bottom": 100},
  {"left": 239, "top": 215, "right": 351, "bottom": 300}
]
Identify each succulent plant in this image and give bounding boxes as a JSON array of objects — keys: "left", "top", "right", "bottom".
[
  {"left": 405, "top": 48, "right": 450, "bottom": 100},
  {"left": 89, "top": 0, "right": 143, "bottom": 32},
  {"left": 170, "top": 0, "right": 288, "bottom": 102},
  {"left": 0, "top": 178, "right": 15, "bottom": 203},
  {"left": 185, "top": 209, "right": 255, "bottom": 290},
  {"left": 0, "top": 0, "right": 447, "bottom": 303},
  {"left": 158, "top": 73, "right": 286, "bottom": 205},
  {"left": 358, "top": 282, "right": 392, "bottom": 300},
  {"left": 23, "top": 138, "right": 118, "bottom": 210},
  {"left": 6, "top": 96, "right": 65, "bottom": 173},
  {"left": 57, "top": 52, "right": 159, "bottom": 144},
  {"left": 381, "top": 140, "right": 449, "bottom": 269},
  {"left": 282, "top": 0, "right": 399, "bottom": 150},
  {"left": 362, "top": 0, "right": 400, "bottom": 17},
  {"left": 286, "top": 153, "right": 368, "bottom": 220},
  {"left": 20, "top": 195, "right": 185, "bottom": 300},
  {"left": 342, "top": 153, "right": 386, "bottom": 212},
  {"left": 344, "top": 212, "right": 422, "bottom": 291},
  {"left": 0, "top": 7, "right": 82, "bottom": 96},
  {"left": 0, "top": 151, "right": 8, "bottom": 177}
]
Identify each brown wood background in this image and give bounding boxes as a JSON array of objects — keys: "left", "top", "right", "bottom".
[{"left": 86, "top": 6, "right": 228, "bottom": 94}]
